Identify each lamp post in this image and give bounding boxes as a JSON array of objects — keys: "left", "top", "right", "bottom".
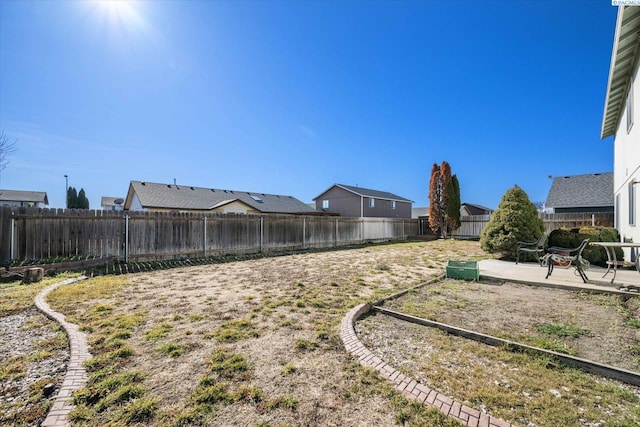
[{"left": 64, "top": 175, "right": 68, "bottom": 209}]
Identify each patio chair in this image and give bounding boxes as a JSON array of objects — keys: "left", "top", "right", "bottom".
[
  {"left": 516, "top": 234, "right": 548, "bottom": 266},
  {"left": 544, "top": 239, "right": 590, "bottom": 283}
]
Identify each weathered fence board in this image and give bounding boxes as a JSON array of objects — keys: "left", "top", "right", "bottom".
[
  {"left": 451, "top": 215, "right": 491, "bottom": 240},
  {"left": 0, "top": 207, "right": 419, "bottom": 262},
  {"left": 451, "top": 212, "right": 615, "bottom": 240}
]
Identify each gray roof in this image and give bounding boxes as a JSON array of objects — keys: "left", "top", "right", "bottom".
[
  {"left": 412, "top": 207, "right": 429, "bottom": 218},
  {"left": 126, "top": 181, "right": 315, "bottom": 214},
  {"left": 601, "top": 6, "right": 640, "bottom": 139},
  {"left": 461, "top": 203, "right": 493, "bottom": 215},
  {"left": 545, "top": 173, "right": 613, "bottom": 209},
  {"left": 0, "top": 189, "right": 48, "bottom": 204},
  {"left": 101, "top": 196, "right": 125, "bottom": 207},
  {"left": 314, "top": 184, "right": 413, "bottom": 203}
]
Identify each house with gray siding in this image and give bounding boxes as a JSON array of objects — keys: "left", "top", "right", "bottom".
[
  {"left": 313, "top": 184, "right": 412, "bottom": 218},
  {"left": 545, "top": 173, "right": 614, "bottom": 214}
]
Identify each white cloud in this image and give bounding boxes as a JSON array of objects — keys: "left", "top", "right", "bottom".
[{"left": 298, "top": 125, "right": 317, "bottom": 139}]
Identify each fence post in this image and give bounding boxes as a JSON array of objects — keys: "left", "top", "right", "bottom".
[
  {"left": 10, "top": 213, "right": 15, "bottom": 261},
  {"left": 402, "top": 219, "right": 405, "bottom": 240},
  {"left": 260, "top": 216, "right": 264, "bottom": 253},
  {"left": 335, "top": 218, "right": 338, "bottom": 247},
  {"left": 203, "top": 216, "right": 207, "bottom": 258},
  {"left": 302, "top": 216, "right": 306, "bottom": 249},
  {"left": 125, "top": 214, "right": 129, "bottom": 263}
]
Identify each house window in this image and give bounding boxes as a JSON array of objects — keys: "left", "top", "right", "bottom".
[
  {"left": 391, "top": 200, "right": 396, "bottom": 209},
  {"left": 630, "top": 181, "right": 637, "bottom": 226},
  {"left": 369, "top": 198, "right": 375, "bottom": 208},
  {"left": 627, "top": 78, "right": 634, "bottom": 133},
  {"left": 322, "top": 200, "right": 329, "bottom": 209}
]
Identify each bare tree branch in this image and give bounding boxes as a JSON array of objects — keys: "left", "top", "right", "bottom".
[{"left": 0, "top": 131, "right": 17, "bottom": 173}]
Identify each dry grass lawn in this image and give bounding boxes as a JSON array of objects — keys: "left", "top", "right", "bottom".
[{"left": 43, "top": 240, "right": 640, "bottom": 426}]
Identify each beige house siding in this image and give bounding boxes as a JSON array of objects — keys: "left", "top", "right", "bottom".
[{"left": 212, "top": 200, "right": 259, "bottom": 214}]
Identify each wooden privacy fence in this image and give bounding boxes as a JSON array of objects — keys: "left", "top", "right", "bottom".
[
  {"left": 0, "top": 207, "right": 418, "bottom": 262},
  {"left": 451, "top": 212, "right": 615, "bottom": 240},
  {"left": 539, "top": 212, "right": 615, "bottom": 233},
  {"left": 451, "top": 215, "right": 491, "bottom": 240}
]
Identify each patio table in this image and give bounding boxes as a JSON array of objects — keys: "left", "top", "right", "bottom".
[{"left": 590, "top": 242, "right": 640, "bottom": 284}]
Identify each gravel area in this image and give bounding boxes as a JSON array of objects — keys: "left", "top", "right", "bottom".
[{"left": 0, "top": 307, "right": 68, "bottom": 426}]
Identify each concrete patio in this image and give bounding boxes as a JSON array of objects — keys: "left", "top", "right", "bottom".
[{"left": 479, "top": 259, "right": 640, "bottom": 293}]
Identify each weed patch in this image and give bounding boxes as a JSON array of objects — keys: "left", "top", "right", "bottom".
[
  {"left": 157, "top": 342, "right": 184, "bottom": 357},
  {"left": 533, "top": 322, "right": 591, "bottom": 339},
  {"left": 264, "top": 395, "right": 299, "bottom": 411},
  {"left": 209, "top": 318, "right": 259, "bottom": 343},
  {"left": 294, "top": 338, "right": 318, "bottom": 351},
  {"left": 145, "top": 323, "right": 174, "bottom": 341}
]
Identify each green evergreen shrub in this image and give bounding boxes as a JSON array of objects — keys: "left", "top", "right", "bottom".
[
  {"left": 548, "top": 226, "right": 622, "bottom": 267},
  {"left": 548, "top": 228, "right": 582, "bottom": 249},
  {"left": 480, "top": 186, "right": 545, "bottom": 259}
]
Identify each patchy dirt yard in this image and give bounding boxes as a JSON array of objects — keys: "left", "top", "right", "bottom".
[
  {"left": 375, "top": 280, "right": 640, "bottom": 372},
  {"left": 358, "top": 280, "right": 640, "bottom": 426},
  {"left": 5, "top": 240, "right": 640, "bottom": 426}
]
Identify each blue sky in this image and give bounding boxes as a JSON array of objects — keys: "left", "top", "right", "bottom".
[{"left": 0, "top": 0, "right": 619, "bottom": 210}]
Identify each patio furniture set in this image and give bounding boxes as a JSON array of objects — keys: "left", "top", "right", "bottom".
[{"left": 516, "top": 235, "right": 640, "bottom": 285}]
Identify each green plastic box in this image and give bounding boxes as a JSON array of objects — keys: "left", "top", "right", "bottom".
[{"left": 446, "top": 260, "right": 479, "bottom": 281}]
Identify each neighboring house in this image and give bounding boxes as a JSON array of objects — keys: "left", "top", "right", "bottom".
[
  {"left": 0, "top": 189, "right": 48, "bottom": 208},
  {"left": 601, "top": 5, "right": 640, "bottom": 249},
  {"left": 545, "top": 173, "right": 614, "bottom": 214},
  {"left": 313, "top": 184, "right": 413, "bottom": 218},
  {"left": 412, "top": 203, "right": 492, "bottom": 220},
  {"left": 412, "top": 207, "right": 428, "bottom": 219},
  {"left": 101, "top": 196, "right": 125, "bottom": 211},
  {"left": 461, "top": 203, "right": 493, "bottom": 216},
  {"left": 123, "top": 181, "right": 315, "bottom": 215}
]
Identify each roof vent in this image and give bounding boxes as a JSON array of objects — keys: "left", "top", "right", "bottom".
[
  {"left": 167, "top": 185, "right": 172, "bottom": 188},
  {"left": 190, "top": 187, "right": 195, "bottom": 190},
  {"left": 141, "top": 182, "right": 146, "bottom": 186},
  {"left": 211, "top": 189, "right": 215, "bottom": 192},
  {"left": 593, "top": 173, "right": 601, "bottom": 176}
]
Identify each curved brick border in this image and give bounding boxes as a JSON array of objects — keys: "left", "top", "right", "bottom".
[
  {"left": 341, "top": 303, "right": 513, "bottom": 427},
  {"left": 34, "top": 276, "right": 91, "bottom": 427}
]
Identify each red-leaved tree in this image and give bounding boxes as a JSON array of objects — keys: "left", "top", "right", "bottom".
[{"left": 429, "top": 161, "right": 454, "bottom": 237}]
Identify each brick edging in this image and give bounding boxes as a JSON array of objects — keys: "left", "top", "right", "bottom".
[
  {"left": 34, "top": 276, "right": 91, "bottom": 427},
  {"left": 340, "top": 303, "right": 513, "bottom": 427}
]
